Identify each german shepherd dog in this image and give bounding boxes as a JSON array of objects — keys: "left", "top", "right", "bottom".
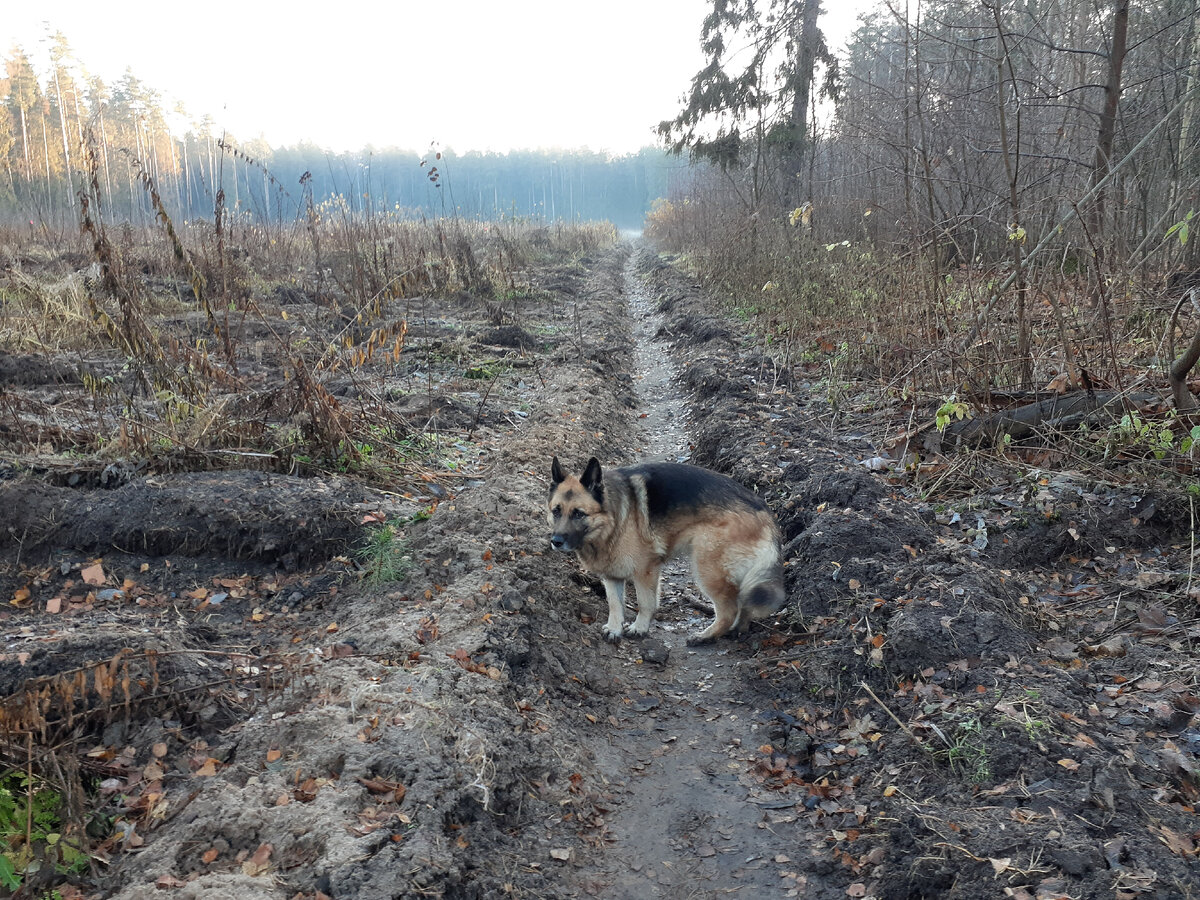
[{"left": 548, "top": 457, "right": 786, "bottom": 645}]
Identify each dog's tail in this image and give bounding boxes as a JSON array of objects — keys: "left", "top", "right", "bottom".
[
  {"left": 739, "top": 534, "right": 787, "bottom": 616},
  {"left": 743, "top": 577, "right": 786, "bottom": 614}
]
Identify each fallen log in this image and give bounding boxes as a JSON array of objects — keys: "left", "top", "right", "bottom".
[{"left": 941, "top": 389, "right": 1163, "bottom": 448}]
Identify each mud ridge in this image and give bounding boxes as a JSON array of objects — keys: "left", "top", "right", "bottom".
[{"left": 626, "top": 247, "right": 1200, "bottom": 900}]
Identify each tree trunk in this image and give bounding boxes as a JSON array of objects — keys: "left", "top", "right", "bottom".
[
  {"left": 1085, "top": 0, "right": 1129, "bottom": 304},
  {"left": 52, "top": 66, "right": 73, "bottom": 209},
  {"left": 788, "top": 0, "right": 822, "bottom": 205},
  {"left": 991, "top": 3, "right": 1033, "bottom": 385},
  {"left": 18, "top": 106, "right": 30, "bottom": 180}
]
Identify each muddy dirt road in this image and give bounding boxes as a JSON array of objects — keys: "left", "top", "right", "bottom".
[{"left": 1, "top": 242, "right": 1197, "bottom": 899}]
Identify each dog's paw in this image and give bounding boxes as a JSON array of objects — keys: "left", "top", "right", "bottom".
[
  {"left": 624, "top": 621, "right": 650, "bottom": 638},
  {"left": 601, "top": 624, "right": 624, "bottom": 642},
  {"left": 685, "top": 633, "right": 716, "bottom": 647}
]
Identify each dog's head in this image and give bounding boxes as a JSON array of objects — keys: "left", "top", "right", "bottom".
[{"left": 548, "top": 456, "right": 605, "bottom": 552}]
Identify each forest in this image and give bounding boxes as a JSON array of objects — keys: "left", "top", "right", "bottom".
[
  {"left": 652, "top": 0, "right": 1200, "bottom": 403},
  {"left": 0, "top": 36, "right": 678, "bottom": 230}
]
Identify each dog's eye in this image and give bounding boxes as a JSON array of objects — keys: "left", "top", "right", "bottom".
[
  {"left": 571, "top": 509, "right": 587, "bottom": 520},
  {"left": 551, "top": 505, "right": 561, "bottom": 518}
]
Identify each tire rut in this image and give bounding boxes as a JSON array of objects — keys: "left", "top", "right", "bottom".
[{"left": 562, "top": 250, "right": 820, "bottom": 899}]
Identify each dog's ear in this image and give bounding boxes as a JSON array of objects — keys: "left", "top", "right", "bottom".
[
  {"left": 550, "top": 456, "right": 566, "bottom": 486},
  {"left": 580, "top": 457, "right": 603, "bottom": 500}
]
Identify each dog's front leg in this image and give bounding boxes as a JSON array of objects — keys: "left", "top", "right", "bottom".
[
  {"left": 625, "top": 569, "right": 662, "bottom": 637},
  {"left": 601, "top": 578, "right": 626, "bottom": 642}
]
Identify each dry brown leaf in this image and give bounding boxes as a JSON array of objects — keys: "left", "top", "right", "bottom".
[
  {"left": 241, "top": 842, "right": 272, "bottom": 877},
  {"left": 1044, "top": 372, "right": 1071, "bottom": 393},
  {"left": 81, "top": 563, "right": 106, "bottom": 586},
  {"left": 1151, "top": 823, "right": 1196, "bottom": 857},
  {"left": 201, "top": 847, "right": 219, "bottom": 865},
  {"left": 990, "top": 857, "right": 1012, "bottom": 875},
  {"left": 195, "top": 758, "right": 218, "bottom": 777}
]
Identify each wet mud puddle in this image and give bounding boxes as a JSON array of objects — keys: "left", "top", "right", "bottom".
[{"left": 567, "top": 253, "right": 816, "bottom": 898}]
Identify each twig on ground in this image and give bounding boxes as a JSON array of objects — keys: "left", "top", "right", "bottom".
[{"left": 860, "top": 680, "right": 944, "bottom": 752}]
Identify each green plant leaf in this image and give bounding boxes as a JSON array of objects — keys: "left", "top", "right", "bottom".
[{"left": 0, "top": 855, "right": 19, "bottom": 891}]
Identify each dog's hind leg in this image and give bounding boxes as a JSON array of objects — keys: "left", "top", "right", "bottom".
[
  {"left": 625, "top": 565, "right": 663, "bottom": 638},
  {"left": 686, "top": 565, "right": 740, "bottom": 646},
  {"left": 601, "top": 578, "right": 627, "bottom": 642}
]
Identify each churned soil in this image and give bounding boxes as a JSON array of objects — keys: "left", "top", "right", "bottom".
[{"left": 0, "top": 242, "right": 1197, "bottom": 899}]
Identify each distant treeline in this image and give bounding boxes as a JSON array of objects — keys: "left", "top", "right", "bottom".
[
  {"left": 271, "top": 145, "right": 682, "bottom": 229},
  {"left": 0, "top": 37, "right": 684, "bottom": 229}
]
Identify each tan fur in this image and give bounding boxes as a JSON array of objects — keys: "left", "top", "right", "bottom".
[{"left": 548, "top": 458, "right": 785, "bottom": 645}]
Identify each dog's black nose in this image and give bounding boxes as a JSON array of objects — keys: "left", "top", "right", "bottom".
[{"left": 550, "top": 534, "right": 567, "bottom": 550}]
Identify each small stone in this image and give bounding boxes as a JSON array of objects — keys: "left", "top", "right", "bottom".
[
  {"left": 784, "top": 731, "right": 812, "bottom": 758},
  {"left": 640, "top": 639, "right": 670, "bottom": 666}
]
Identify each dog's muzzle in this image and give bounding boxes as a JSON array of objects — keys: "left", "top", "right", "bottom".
[{"left": 550, "top": 533, "right": 571, "bottom": 551}]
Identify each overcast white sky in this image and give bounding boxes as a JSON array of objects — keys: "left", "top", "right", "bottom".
[{"left": 4, "top": 1, "right": 873, "bottom": 155}]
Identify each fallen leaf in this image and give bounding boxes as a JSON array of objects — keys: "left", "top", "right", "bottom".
[
  {"left": 10, "top": 587, "right": 31, "bottom": 608},
  {"left": 294, "top": 777, "right": 320, "bottom": 802},
  {"left": 266, "top": 749, "right": 282, "bottom": 763},
  {"left": 1151, "top": 823, "right": 1196, "bottom": 857},
  {"left": 201, "top": 847, "right": 219, "bottom": 864},
  {"left": 1135, "top": 571, "right": 1171, "bottom": 590},
  {"left": 45, "top": 596, "right": 62, "bottom": 614},
  {"left": 241, "top": 842, "right": 272, "bottom": 877},
  {"left": 990, "top": 857, "right": 1012, "bottom": 875},
  {"left": 1044, "top": 372, "right": 1071, "bottom": 393},
  {"left": 550, "top": 848, "right": 571, "bottom": 861},
  {"left": 155, "top": 874, "right": 187, "bottom": 889},
  {"left": 847, "top": 884, "right": 867, "bottom": 898},
  {"left": 357, "top": 776, "right": 407, "bottom": 803},
  {"left": 195, "top": 758, "right": 218, "bottom": 777},
  {"left": 1057, "top": 758, "right": 1080, "bottom": 772},
  {"left": 152, "top": 742, "right": 168, "bottom": 758},
  {"left": 81, "top": 563, "right": 106, "bottom": 586},
  {"left": 1083, "top": 636, "right": 1127, "bottom": 658}
]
